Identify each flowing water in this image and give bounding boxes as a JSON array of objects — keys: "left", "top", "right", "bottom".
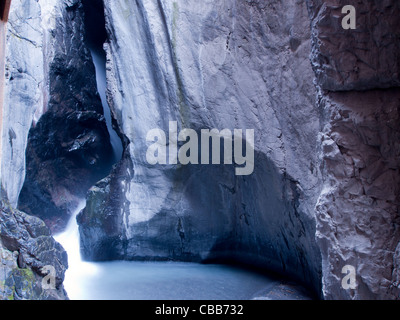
[
  {"left": 90, "top": 48, "right": 123, "bottom": 163},
  {"left": 54, "top": 204, "right": 285, "bottom": 300},
  {"left": 53, "top": 38, "right": 312, "bottom": 301}
]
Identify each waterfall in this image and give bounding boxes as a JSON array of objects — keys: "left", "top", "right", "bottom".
[
  {"left": 54, "top": 47, "right": 123, "bottom": 300},
  {"left": 54, "top": 206, "right": 287, "bottom": 300},
  {"left": 53, "top": 200, "right": 308, "bottom": 300},
  {"left": 51, "top": 0, "right": 312, "bottom": 301},
  {"left": 54, "top": 201, "right": 99, "bottom": 299},
  {"left": 52, "top": 0, "right": 123, "bottom": 299}
]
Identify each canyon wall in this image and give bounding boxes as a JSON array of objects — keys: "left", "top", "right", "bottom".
[
  {"left": 78, "top": 0, "right": 400, "bottom": 299},
  {"left": 306, "top": 0, "right": 400, "bottom": 299},
  {"left": 1, "top": 0, "right": 399, "bottom": 300},
  {"left": 78, "top": 0, "right": 323, "bottom": 295},
  {"left": 15, "top": 0, "right": 113, "bottom": 233},
  {"left": 0, "top": 0, "right": 68, "bottom": 299}
]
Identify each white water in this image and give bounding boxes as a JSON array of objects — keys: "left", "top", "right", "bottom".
[
  {"left": 54, "top": 203, "right": 284, "bottom": 300},
  {"left": 53, "top": 43, "right": 288, "bottom": 301},
  {"left": 54, "top": 201, "right": 101, "bottom": 299}
]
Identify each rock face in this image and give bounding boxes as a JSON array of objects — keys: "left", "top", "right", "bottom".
[
  {"left": 77, "top": 0, "right": 400, "bottom": 300},
  {"left": 307, "top": 0, "right": 400, "bottom": 299},
  {"left": 307, "top": 0, "right": 400, "bottom": 91},
  {"left": 1, "top": 0, "right": 398, "bottom": 301},
  {"left": 15, "top": 0, "right": 113, "bottom": 232},
  {"left": 78, "top": 0, "right": 323, "bottom": 295},
  {"left": 0, "top": 0, "right": 78, "bottom": 300},
  {"left": 77, "top": 152, "right": 133, "bottom": 261},
  {"left": 0, "top": 196, "right": 68, "bottom": 300},
  {"left": 2, "top": 0, "right": 45, "bottom": 211}
]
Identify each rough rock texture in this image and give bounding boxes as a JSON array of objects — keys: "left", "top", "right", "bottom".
[
  {"left": 315, "top": 89, "right": 400, "bottom": 300},
  {"left": 0, "top": 197, "right": 68, "bottom": 300},
  {"left": 15, "top": 0, "right": 113, "bottom": 232},
  {"left": 78, "top": 0, "right": 323, "bottom": 295},
  {"left": 77, "top": 152, "right": 133, "bottom": 261},
  {"left": 1, "top": 0, "right": 69, "bottom": 300},
  {"left": 0, "top": 20, "right": 5, "bottom": 171},
  {"left": 307, "top": 0, "right": 400, "bottom": 299},
  {"left": 0, "top": 0, "right": 102, "bottom": 300},
  {"left": 307, "top": 0, "right": 400, "bottom": 91},
  {"left": 1, "top": 0, "right": 398, "bottom": 301}
]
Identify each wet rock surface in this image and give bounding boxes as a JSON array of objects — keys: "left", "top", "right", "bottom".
[
  {"left": 79, "top": 0, "right": 323, "bottom": 296},
  {"left": 78, "top": 152, "right": 133, "bottom": 261},
  {"left": 1, "top": 0, "right": 399, "bottom": 300}
]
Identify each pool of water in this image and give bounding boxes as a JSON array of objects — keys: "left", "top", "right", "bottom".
[
  {"left": 55, "top": 203, "right": 313, "bottom": 300},
  {"left": 62, "top": 260, "right": 283, "bottom": 300},
  {"left": 54, "top": 202, "right": 280, "bottom": 300}
]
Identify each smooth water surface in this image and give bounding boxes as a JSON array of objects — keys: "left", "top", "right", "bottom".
[
  {"left": 55, "top": 202, "right": 282, "bottom": 300},
  {"left": 54, "top": 36, "right": 308, "bottom": 301},
  {"left": 64, "top": 260, "right": 280, "bottom": 300}
]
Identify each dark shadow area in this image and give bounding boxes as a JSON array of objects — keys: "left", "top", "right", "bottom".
[
  {"left": 0, "top": 0, "right": 11, "bottom": 22},
  {"left": 200, "top": 259, "right": 318, "bottom": 300},
  {"left": 17, "top": 2, "right": 114, "bottom": 233},
  {"left": 82, "top": 0, "right": 124, "bottom": 163},
  {"left": 81, "top": 0, "right": 107, "bottom": 49},
  {"left": 78, "top": 133, "right": 322, "bottom": 299}
]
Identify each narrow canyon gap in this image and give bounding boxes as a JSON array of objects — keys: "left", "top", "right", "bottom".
[
  {"left": 78, "top": 0, "right": 323, "bottom": 297},
  {"left": 16, "top": 0, "right": 121, "bottom": 233},
  {"left": 0, "top": 0, "right": 399, "bottom": 300},
  {"left": 82, "top": 0, "right": 123, "bottom": 164}
]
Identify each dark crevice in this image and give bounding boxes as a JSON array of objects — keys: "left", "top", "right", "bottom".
[
  {"left": 82, "top": 0, "right": 107, "bottom": 49},
  {"left": 17, "top": 1, "right": 119, "bottom": 233},
  {"left": 0, "top": 0, "right": 11, "bottom": 22},
  {"left": 82, "top": 0, "right": 124, "bottom": 164}
]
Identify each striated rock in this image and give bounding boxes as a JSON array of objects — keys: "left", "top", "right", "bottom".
[
  {"left": 15, "top": 0, "right": 113, "bottom": 232},
  {"left": 1, "top": 0, "right": 110, "bottom": 299},
  {"left": 1, "top": 0, "right": 397, "bottom": 301},
  {"left": 0, "top": 0, "right": 72, "bottom": 300},
  {"left": 79, "top": 0, "right": 323, "bottom": 295},
  {"left": 0, "top": 197, "right": 68, "bottom": 300},
  {"left": 2, "top": 0, "right": 45, "bottom": 209}
]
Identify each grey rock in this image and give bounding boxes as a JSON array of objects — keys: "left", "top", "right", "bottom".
[
  {"left": 1, "top": 0, "right": 44, "bottom": 209},
  {"left": 0, "top": 197, "right": 68, "bottom": 300},
  {"left": 2, "top": 0, "right": 398, "bottom": 301},
  {"left": 306, "top": 0, "right": 400, "bottom": 91},
  {"left": 79, "top": 0, "right": 323, "bottom": 296},
  {"left": 308, "top": 0, "right": 400, "bottom": 299},
  {"left": 16, "top": 0, "right": 113, "bottom": 233},
  {"left": 78, "top": 152, "right": 133, "bottom": 261},
  {"left": 314, "top": 89, "right": 400, "bottom": 300},
  {"left": 0, "top": 0, "right": 103, "bottom": 300}
]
